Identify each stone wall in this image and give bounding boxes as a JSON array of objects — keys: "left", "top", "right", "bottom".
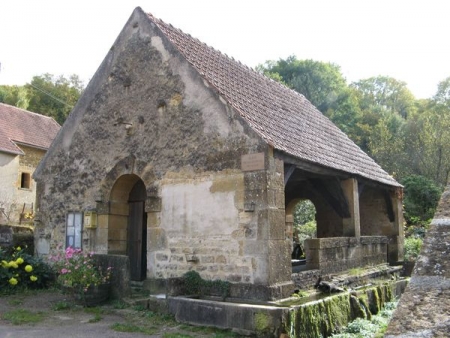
[
  {"left": 34, "top": 8, "right": 293, "bottom": 299},
  {"left": 385, "top": 184, "right": 450, "bottom": 337},
  {"left": 304, "top": 236, "right": 388, "bottom": 273},
  {"left": 360, "top": 186, "right": 392, "bottom": 236},
  {"left": 0, "top": 145, "right": 44, "bottom": 225}
]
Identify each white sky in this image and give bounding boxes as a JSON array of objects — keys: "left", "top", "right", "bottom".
[{"left": 0, "top": 0, "right": 448, "bottom": 99}]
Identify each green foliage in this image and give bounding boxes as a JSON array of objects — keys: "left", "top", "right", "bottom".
[
  {"left": 0, "top": 246, "right": 54, "bottom": 294},
  {"left": 0, "top": 85, "right": 30, "bottom": 108},
  {"left": 12, "top": 232, "right": 34, "bottom": 254},
  {"left": 259, "top": 56, "right": 347, "bottom": 113},
  {"left": 0, "top": 73, "right": 84, "bottom": 125},
  {"left": 52, "top": 301, "right": 73, "bottom": 311},
  {"left": 351, "top": 76, "right": 416, "bottom": 119},
  {"left": 401, "top": 175, "right": 442, "bottom": 223},
  {"left": 110, "top": 322, "right": 158, "bottom": 335},
  {"left": 2, "top": 309, "right": 46, "bottom": 325},
  {"left": 293, "top": 200, "right": 317, "bottom": 256},
  {"left": 26, "top": 73, "right": 84, "bottom": 125},
  {"left": 330, "top": 301, "right": 398, "bottom": 338},
  {"left": 294, "top": 200, "right": 316, "bottom": 226},
  {"left": 404, "top": 237, "right": 423, "bottom": 262},
  {"left": 183, "top": 270, "right": 230, "bottom": 300},
  {"left": 49, "top": 246, "right": 112, "bottom": 290}
]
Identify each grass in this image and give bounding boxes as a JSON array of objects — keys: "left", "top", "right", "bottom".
[
  {"left": 110, "top": 322, "right": 158, "bottom": 335},
  {"left": 111, "top": 300, "right": 128, "bottom": 309},
  {"left": 7, "top": 299, "right": 23, "bottom": 306},
  {"left": 2, "top": 309, "right": 46, "bottom": 325},
  {"left": 52, "top": 301, "right": 73, "bottom": 311}
]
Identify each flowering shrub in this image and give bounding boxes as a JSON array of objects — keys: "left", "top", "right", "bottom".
[
  {"left": 49, "top": 246, "right": 112, "bottom": 292},
  {"left": 0, "top": 246, "right": 54, "bottom": 294}
]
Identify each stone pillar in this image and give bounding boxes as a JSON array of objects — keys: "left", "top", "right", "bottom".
[
  {"left": 242, "top": 153, "right": 294, "bottom": 300},
  {"left": 388, "top": 188, "right": 404, "bottom": 263},
  {"left": 341, "top": 178, "right": 360, "bottom": 238}
]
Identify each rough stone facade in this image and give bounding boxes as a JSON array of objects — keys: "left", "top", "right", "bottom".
[
  {"left": 385, "top": 184, "right": 450, "bottom": 337},
  {"left": 34, "top": 8, "right": 291, "bottom": 299}
]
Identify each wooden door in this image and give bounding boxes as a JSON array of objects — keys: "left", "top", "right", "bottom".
[{"left": 128, "top": 180, "right": 147, "bottom": 281}]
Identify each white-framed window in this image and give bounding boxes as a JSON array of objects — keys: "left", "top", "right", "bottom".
[{"left": 66, "top": 212, "right": 83, "bottom": 249}]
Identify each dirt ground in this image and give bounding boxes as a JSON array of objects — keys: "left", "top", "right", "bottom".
[{"left": 0, "top": 289, "right": 240, "bottom": 338}]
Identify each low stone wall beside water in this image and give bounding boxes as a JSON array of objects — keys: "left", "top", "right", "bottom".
[
  {"left": 305, "top": 236, "right": 388, "bottom": 273},
  {"left": 166, "top": 278, "right": 408, "bottom": 337}
]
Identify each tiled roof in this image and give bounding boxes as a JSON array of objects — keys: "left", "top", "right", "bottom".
[
  {"left": 147, "top": 13, "right": 400, "bottom": 187},
  {"left": 0, "top": 103, "right": 60, "bottom": 155}
]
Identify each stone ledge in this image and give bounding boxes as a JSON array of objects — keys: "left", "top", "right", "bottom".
[{"left": 430, "top": 218, "right": 450, "bottom": 226}]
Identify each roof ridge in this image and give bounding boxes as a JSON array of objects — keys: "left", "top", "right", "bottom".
[{"left": 147, "top": 12, "right": 256, "bottom": 72}]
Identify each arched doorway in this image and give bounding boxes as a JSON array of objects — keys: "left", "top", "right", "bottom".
[{"left": 108, "top": 174, "right": 147, "bottom": 281}]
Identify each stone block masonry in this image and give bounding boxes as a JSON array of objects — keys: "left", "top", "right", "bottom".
[{"left": 385, "top": 183, "right": 450, "bottom": 337}]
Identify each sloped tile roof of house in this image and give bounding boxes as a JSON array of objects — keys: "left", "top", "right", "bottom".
[
  {"left": 147, "top": 13, "right": 400, "bottom": 187},
  {"left": 0, "top": 103, "right": 60, "bottom": 155}
]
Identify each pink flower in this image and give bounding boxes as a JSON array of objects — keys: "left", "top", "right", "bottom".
[{"left": 61, "top": 268, "right": 68, "bottom": 274}]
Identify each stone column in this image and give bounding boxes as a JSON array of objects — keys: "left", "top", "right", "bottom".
[
  {"left": 341, "top": 178, "right": 360, "bottom": 238},
  {"left": 242, "top": 153, "right": 294, "bottom": 300},
  {"left": 388, "top": 188, "right": 404, "bottom": 263}
]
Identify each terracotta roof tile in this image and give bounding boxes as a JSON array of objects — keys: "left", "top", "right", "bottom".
[
  {"left": 147, "top": 13, "right": 400, "bottom": 187},
  {"left": 0, "top": 103, "right": 60, "bottom": 155}
]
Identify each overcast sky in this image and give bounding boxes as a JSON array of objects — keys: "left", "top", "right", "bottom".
[{"left": 0, "top": 0, "right": 448, "bottom": 99}]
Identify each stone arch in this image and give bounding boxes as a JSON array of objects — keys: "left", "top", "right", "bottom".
[
  {"left": 108, "top": 174, "right": 148, "bottom": 281},
  {"left": 97, "top": 155, "right": 157, "bottom": 203}
]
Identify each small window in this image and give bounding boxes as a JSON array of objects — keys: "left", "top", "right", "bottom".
[
  {"left": 66, "top": 212, "right": 83, "bottom": 249},
  {"left": 20, "top": 173, "right": 31, "bottom": 189}
]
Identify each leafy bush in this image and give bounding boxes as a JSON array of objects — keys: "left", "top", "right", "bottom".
[
  {"left": 0, "top": 246, "right": 54, "bottom": 294},
  {"left": 294, "top": 200, "right": 316, "bottom": 226},
  {"left": 404, "top": 236, "right": 423, "bottom": 262},
  {"left": 12, "top": 232, "right": 34, "bottom": 254},
  {"left": 401, "top": 175, "right": 441, "bottom": 223},
  {"left": 49, "top": 246, "right": 112, "bottom": 291}
]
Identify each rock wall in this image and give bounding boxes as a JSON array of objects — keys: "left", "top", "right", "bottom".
[
  {"left": 34, "top": 8, "right": 292, "bottom": 298},
  {"left": 385, "top": 183, "right": 450, "bottom": 337}
]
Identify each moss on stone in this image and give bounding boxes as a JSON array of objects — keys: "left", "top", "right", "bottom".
[
  {"left": 358, "top": 295, "right": 372, "bottom": 320},
  {"left": 286, "top": 281, "right": 403, "bottom": 338},
  {"left": 350, "top": 295, "right": 366, "bottom": 320},
  {"left": 254, "top": 312, "right": 270, "bottom": 334}
]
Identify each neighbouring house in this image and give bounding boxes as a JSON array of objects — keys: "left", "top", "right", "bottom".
[
  {"left": 34, "top": 7, "right": 404, "bottom": 300},
  {"left": 0, "top": 103, "right": 60, "bottom": 225}
]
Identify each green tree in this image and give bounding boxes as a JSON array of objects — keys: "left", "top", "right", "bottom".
[
  {"left": 0, "top": 85, "right": 30, "bottom": 109},
  {"left": 401, "top": 175, "right": 441, "bottom": 223},
  {"left": 433, "top": 76, "right": 450, "bottom": 107},
  {"left": 258, "top": 56, "right": 363, "bottom": 148},
  {"left": 259, "top": 56, "right": 347, "bottom": 113},
  {"left": 351, "top": 76, "right": 417, "bottom": 119},
  {"left": 294, "top": 200, "right": 316, "bottom": 226},
  {"left": 25, "top": 74, "right": 84, "bottom": 125}
]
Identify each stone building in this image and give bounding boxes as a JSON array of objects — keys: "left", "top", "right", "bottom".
[
  {"left": 34, "top": 7, "right": 404, "bottom": 300},
  {"left": 0, "top": 103, "right": 60, "bottom": 225}
]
